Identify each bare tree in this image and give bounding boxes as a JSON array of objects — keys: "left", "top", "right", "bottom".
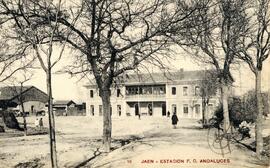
[
  {"left": 8, "top": 0, "right": 197, "bottom": 153},
  {"left": 7, "top": 71, "right": 33, "bottom": 136},
  {"left": 198, "top": 70, "right": 219, "bottom": 126},
  {"left": 0, "top": 0, "right": 80, "bottom": 167},
  {"left": 0, "top": 0, "right": 198, "bottom": 154},
  {"left": 235, "top": 0, "right": 270, "bottom": 157},
  {"left": 171, "top": 0, "right": 249, "bottom": 132}
]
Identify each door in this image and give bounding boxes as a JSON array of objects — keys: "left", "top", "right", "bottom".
[
  {"left": 162, "top": 103, "right": 166, "bottom": 116},
  {"left": 135, "top": 104, "right": 139, "bottom": 116},
  {"left": 148, "top": 104, "right": 153, "bottom": 116}
]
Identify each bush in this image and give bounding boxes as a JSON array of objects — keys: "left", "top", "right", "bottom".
[
  {"left": 0, "top": 125, "right": 4, "bottom": 132},
  {"left": 212, "top": 91, "right": 268, "bottom": 128},
  {"left": 2, "top": 110, "right": 23, "bottom": 130}
]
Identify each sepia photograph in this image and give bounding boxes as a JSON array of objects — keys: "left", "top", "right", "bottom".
[{"left": 0, "top": 0, "right": 269, "bottom": 167}]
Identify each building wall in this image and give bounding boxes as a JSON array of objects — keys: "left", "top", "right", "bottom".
[
  {"left": 18, "top": 101, "right": 46, "bottom": 115},
  {"left": 86, "top": 87, "right": 126, "bottom": 117},
  {"left": 85, "top": 80, "right": 220, "bottom": 119}
]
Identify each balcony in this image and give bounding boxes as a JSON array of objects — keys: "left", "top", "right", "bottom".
[{"left": 125, "top": 94, "right": 166, "bottom": 102}]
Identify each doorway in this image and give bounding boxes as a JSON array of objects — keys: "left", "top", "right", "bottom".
[
  {"left": 135, "top": 104, "right": 139, "bottom": 116},
  {"left": 148, "top": 104, "right": 153, "bottom": 116},
  {"left": 162, "top": 103, "right": 166, "bottom": 116}
]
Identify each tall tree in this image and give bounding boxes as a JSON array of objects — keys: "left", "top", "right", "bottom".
[
  {"left": 7, "top": 0, "right": 196, "bottom": 152},
  {"left": 0, "top": 0, "right": 79, "bottom": 167},
  {"left": 171, "top": 0, "right": 249, "bottom": 132},
  {"left": 235, "top": 0, "right": 270, "bottom": 157},
  {"left": 1, "top": 0, "right": 198, "bottom": 153},
  {"left": 7, "top": 71, "right": 33, "bottom": 136},
  {"left": 198, "top": 70, "right": 219, "bottom": 126}
]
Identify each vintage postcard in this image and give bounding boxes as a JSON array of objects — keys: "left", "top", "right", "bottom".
[{"left": 0, "top": 0, "right": 269, "bottom": 168}]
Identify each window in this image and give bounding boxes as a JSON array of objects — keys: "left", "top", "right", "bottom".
[
  {"left": 99, "top": 105, "right": 103, "bottom": 116},
  {"left": 117, "top": 89, "right": 121, "bottom": 97},
  {"left": 172, "top": 104, "right": 177, "bottom": 114},
  {"left": 117, "top": 105, "right": 121, "bottom": 116},
  {"left": 195, "top": 104, "right": 200, "bottom": 113},
  {"left": 90, "top": 105, "right": 94, "bottom": 116},
  {"left": 195, "top": 86, "right": 200, "bottom": 96},
  {"left": 183, "top": 104, "right": 189, "bottom": 114},
  {"left": 172, "top": 87, "right": 176, "bottom": 95},
  {"left": 90, "top": 90, "right": 94, "bottom": 98},
  {"left": 183, "top": 87, "right": 188, "bottom": 96}
]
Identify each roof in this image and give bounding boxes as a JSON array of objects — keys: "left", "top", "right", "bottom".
[
  {"left": 124, "top": 70, "right": 205, "bottom": 84},
  {"left": 85, "top": 70, "right": 207, "bottom": 87},
  {"left": 54, "top": 100, "right": 76, "bottom": 106},
  {"left": 0, "top": 86, "right": 48, "bottom": 108},
  {"left": 0, "top": 86, "right": 34, "bottom": 100}
]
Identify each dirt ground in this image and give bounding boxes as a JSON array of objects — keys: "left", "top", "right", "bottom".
[{"left": 0, "top": 116, "right": 269, "bottom": 168}]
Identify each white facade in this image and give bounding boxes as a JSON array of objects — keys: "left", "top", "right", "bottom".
[{"left": 85, "top": 71, "right": 220, "bottom": 119}]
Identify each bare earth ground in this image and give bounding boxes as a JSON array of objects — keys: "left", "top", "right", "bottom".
[{"left": 0, "top": 116, "right": 269, "bottom": 168}]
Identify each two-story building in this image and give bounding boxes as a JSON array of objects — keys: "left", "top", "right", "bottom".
[{"left": 84, "top": 70, "right": 220, "bottom": 119}]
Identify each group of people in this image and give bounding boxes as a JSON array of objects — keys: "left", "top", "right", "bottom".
[{"left": 35, "top": 117, "right": 43, "bottom": 128}]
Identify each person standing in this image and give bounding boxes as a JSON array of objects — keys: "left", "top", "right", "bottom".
[
  {"left": 167, "top": 111, "right": 170, "bottom": 118},
  {"left": 39, "top": 118, "right": 43, "bottom": 128},
  {"left": 171, "top": 112, "right": 178, "bottom": 129}
]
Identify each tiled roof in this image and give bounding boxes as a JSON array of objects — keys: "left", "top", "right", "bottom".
[
  {"left": 84, "top": 70, "right": 210, "bottom": 87},
  {"left": 0, "top": 86, "right": 32, "bottom": 100},
  {"left": 123, "top": 70, "right": 205, "bottom": 84},
  {"left": 54, "top": 100, "right": 76, "bottom": 105}
]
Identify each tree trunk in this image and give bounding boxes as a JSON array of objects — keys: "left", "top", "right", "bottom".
[
  {"left": 21, "top": 101, "right": 27, "bottom": 136},
  {"left": 46, "top": 70, "right": 58, "bottom": 168},
  {"left": 101, "top": 89, "right": 112, "bottom": 153},
  {"left": 255, "top": 70, "right": 263, "bottom": 157},
  {"left": 19, "top": 83, "right": 27, "bottom": 136},
  {"left": 221, "top": 82, "right": 230, "bottom": 132},
  {"left": 202, "top": 99, "right": 206, "bottom": 126}
]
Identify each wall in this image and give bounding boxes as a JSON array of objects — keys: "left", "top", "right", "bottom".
[{"left": 18, "top": 101, "right": 46, "bottom": 115}]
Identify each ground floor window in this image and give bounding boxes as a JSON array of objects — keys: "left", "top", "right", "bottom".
[
  {"left": 90, "top": 105, "right": 94, "bottom": 116},
  {"left": 195, "top": 104, "right": 200, "bottom": 113},
  {"left": 117, "top": 105, "right": 121, "bottom": 116},
  {"left": 99, "top": 105, "right": 102, "bottom": 116},
  {"left": 172, "top": 104, "right": 177, "bottom": 114},
  {"left": 183, "top": 104, "right": 188, "bottom": 115}
]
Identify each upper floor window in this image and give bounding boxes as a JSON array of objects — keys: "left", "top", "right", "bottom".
[
  {"left": 195, "top": 86, "right": 200, "bottom": 96},
  {"left": 90, "top": 90, "right": 94, "bottom": 98},
  {"left": 172, "top": 87, "right": 176, "bottom": 95},
  {"left": 117, "top": 89, "right": 121, "bottom": 97},
  {"left": 183, "top": 87, "right": 188, "bottom": 96}
]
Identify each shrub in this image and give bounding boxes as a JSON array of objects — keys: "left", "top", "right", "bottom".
[
  {"left": 0, "top": 125, "right": 4, "bottom": 132},
  {"left": 2, "top": 110, "right": 23, "bottom": 130}
]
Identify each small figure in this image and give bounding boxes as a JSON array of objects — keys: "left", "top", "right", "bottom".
[
  {"left": 171, "top": 112, "right": 178, "bottom": 129},
  {"left": 167, "top": 111, "right": 170, "bottom": 118},
  {"left": 39, "top": 118, "right": 43, "bottom": 128},
  {"left": 138, "top": 113, "right": 141, "bottom": 120}
]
